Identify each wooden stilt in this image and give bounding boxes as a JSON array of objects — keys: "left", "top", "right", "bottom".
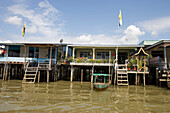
[
  {"left": 111, "top": 67, "right": 113, "bottom": 84},
  {"left": 8, "top": 65, "right": 10, "bottom": 80},
  {"left": 38, "top": 71, "right": 40, "bottom": 83},
  {"left": 138, "top": 74, "right": 140, "bottom": 85},
  {"left": 47, "top": 70, "right": 49, "bottom": 83},
  {"left": 114, "top": 71, "right": 116, "bottom": 85},
  {"left": 62, "top": 65, "right": 64, "bottom": 80},
  {"left": 136, "top": 72, "right": 137, "bottom": 85},
  {"left": 71, "top": 66, "right": 74, "bottom": 82},
  {"left": 143, "top": 73, "right": 145, "bottom": 86},
  {"left": 5, "top": 64, "right": 8, "bottom": 81},
  {"left": 91, "top": 66, "right": 94, "bottom": 83},
  {"left": 3, "top": 66, "right": 5, "bottom": 80},
  {"left": 81, "top": 69, "right": 83, "bottom": 84},
  {"left": 15, "top": 66, "right": 17, "bottom": 79}
]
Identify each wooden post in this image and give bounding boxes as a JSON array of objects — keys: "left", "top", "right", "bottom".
[
  {"left": 73, "top": 48, "right": 75, "bottom": 60},
  {"left": 164, "top": 46, "right": 167, "bottom": 69},
  {"left": 24, "top": 46, "right": 27, "bottom": 69},
  {"left": 81, "top": 69, "right": 83, "bottom": 84},
  {"left": 144, "top": 56, "right": 146, "bottom": 72},
  {"left": 49, "top": 47, "right": 52, "bottom": 70},
  {"left": 61, "top": 65, "right": 64, "bottom": 80},
  {"left": 38, "top": 71, "right": 40, "bottom": 83},
  {"left": 143, "top": 73, "right": 145, "bottom": 86},
  {"left": 47, "top": 70, "right": 49, "bottom": 83},
  {"left": 1, "top": 67, "right": 2, "bottom": 79},
  {"left": 93, "top": 48, "right": 95, "bottom": 59},
  {"left": 138, "top": 73, "right": 140, "bottom": 85},
  {"left": 91, "top": 66, "right": 94, "bottom": 83},
  {"left": 71, "top": 66, "right": 74, "bottom": 82},
  {"left": 8, "top": 65, "right": 10, "bottom": 80},
  {"left": 15, "top": 66, "right": 17, "bottom": 79},
  {"left": 111, "top": 67, "right": 113, "bottom": 84},
  {"left": 136, "top": 72, "right": 137, "bottom": 85},
  {"left": 3, "top": 65, "right": 5, "bottom": 80},
  {"left": 65, "top": 46, "right": 68, "bottom": 59},
  {"left": 109, "top": 51, "right": 111, "bottom": 83},
  {"left": 137, "top": 56, "right": 139, "bottom": 71},
  {"left": 5, "top": 64, "right": 8, "bottom": 81}
]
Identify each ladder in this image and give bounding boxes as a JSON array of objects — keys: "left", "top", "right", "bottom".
[
  {"left": 117, "top": 64, "right": 129, "bottom": 86},
  {"left": 22, "top": 62, "right": 38, "bottom": 83}
]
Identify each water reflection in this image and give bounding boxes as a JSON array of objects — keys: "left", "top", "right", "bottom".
[{"left": 0, "top": 80, "right": 170, "bottom": 112}]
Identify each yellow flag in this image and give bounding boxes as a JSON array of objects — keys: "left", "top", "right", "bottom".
[
  {"left": 22, "top": 22, "right": 26, "bottom": 36},
  {"left": 118, "top": 10, "right": 122, "bottom": 26}
]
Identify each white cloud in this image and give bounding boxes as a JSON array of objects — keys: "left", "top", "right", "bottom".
[
  {"left": 120, "top": 25, "right": 145, "bottom": 44},
  {"left": 7, "top": 0, "right": 64, "bottom": 42},
  {"left": 74, "top": 25, "right": 144, "bottom": 45},
  {"left": 139, "top": 16, "right": 170, "bottom": 36},
  {"left": 4, "top": 16, "right": 22, "bottom": 26},
  {"left": 0, "top": 40, "right": 12, "bottom": 43}
]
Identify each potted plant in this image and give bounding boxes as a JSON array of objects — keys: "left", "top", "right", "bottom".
[
  {"left": 127, "top": 62, "right": 132, "bottom": 70},
  {"left": 138, "top": 59, "right": 143, "bottom": 71},
  {"left": 130, "top": 59, "right": 137, "bottom": 71},
  {"left": 89, "top": 59, "right": 95, "bottom": 63},
  {"left": 67, "top": 57, "right": 73, "bottom": 62}
]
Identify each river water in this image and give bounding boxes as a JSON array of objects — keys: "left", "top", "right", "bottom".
[{"left": 0, "top": 80, "right": 170, "bottom": 113}]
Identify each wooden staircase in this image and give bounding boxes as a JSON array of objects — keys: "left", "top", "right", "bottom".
[
  {"left": 22, "top": 61, "right": 51, "bottom": 83},
  {"left": 22, "top": 62, "right": 38, "bottom": 83},
  {"left": 117, "top": 64, "right": 129, "bottom": 86}
]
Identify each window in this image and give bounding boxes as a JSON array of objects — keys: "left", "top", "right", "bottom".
[
  {"left": 29, "top": 47, "right": 34, "bottom": 57},
  {"left": 96, "top": 52, "right": 109, "bottom": 59},
  {"left": 8, "top": 45, "right": 20, "bottom": 57},
  {"left": 80, "top": 52, "right": 92, "bottom": 59}
]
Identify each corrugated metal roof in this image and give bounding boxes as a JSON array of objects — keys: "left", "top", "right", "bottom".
[
  {"left": 68, "top": 44, "right": 143, "bottom": 48},
  {"left": 139, "top": 40, "right": 158, "bottom": 45},
  {"left": 145, "top": 40, "right": 170, "bottom": 50}
]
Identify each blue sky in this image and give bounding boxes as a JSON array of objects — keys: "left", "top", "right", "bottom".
[{"left": 0, "top": 0, "right": 170, "bottom": 44}]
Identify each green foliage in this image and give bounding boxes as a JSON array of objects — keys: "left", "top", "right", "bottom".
[
  {"left": 147, "top": 54, "right": 153, "bottom": 59},
  {"left": 127, "top": 62, "right": 132, "bottom": 68},
  {"left": 89, "top": 59, "right": 95, "bottom": 63},
  {"left": 131, "top": 59, "right": 137, "bottom": 65},
  {"left": 67, "top": 57, "right": 73, "bottom": 62},
  {"left": 139, "top": 60, "right": 143, "bottom": 69},
  {"left": 76, "top": 58, "right": 82, "bottom": 63}
]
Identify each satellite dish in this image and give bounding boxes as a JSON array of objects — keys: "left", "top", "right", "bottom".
[{"left": 60, "top": 39, "right": 63, "bottom": 43}]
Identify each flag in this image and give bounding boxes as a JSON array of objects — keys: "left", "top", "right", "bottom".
[
  {"left": 118, "top": 10, "right": 122, "bottom": 26},
  {"left": 22, "top": 22, "right": 26, "bottom": 36}
]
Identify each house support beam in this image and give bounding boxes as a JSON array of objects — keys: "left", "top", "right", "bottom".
[
  {"left": 164, "top": 46, "right": 167, "bottom": 69},
  {"left": 73, "top": 48, "right": 75, "bottom": 60},
  {"left": 91, "top": 66, "right": 94, "bottom": 83},
  {"left": 65, "top": 46, "right": 68, "bottom": 59},
  {"left": 70, "top": 66, "right": 74, "bottom": 82},
  {"left": 93, "top": 48, "right": 95, "bottom": 59},
  {"left": 49, "top": 47, "right": 52, "bottom": 70}
]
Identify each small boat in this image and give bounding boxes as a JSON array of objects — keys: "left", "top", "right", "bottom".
[{"left": 93, "top": 73, "right": 111, "bottom": 91}]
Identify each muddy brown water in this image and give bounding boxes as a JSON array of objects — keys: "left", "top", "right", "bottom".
[{"left": 0, "top": 80, "right": 170, "bottom": 112}]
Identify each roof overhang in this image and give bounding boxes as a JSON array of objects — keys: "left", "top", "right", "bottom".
[
  {"left": 145, "top": 40, "right": 170, "bottom": 50},
  {"left": 68, "top": 44, "right": 143, "bottom": 49}
]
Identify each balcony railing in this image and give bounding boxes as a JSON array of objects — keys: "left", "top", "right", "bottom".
[
  {"left": 67, "top": 57, "right": 114, "bottom": 64},
  {"left": 0, "top": 57, "right": 56, "bottom": 64}
]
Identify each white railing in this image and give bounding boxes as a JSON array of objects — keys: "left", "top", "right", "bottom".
[{"left": 0, "top": 57, "right": 56, "bottom": 64}]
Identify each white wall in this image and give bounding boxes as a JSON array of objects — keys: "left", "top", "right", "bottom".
[{"left": 39, "top": 47, "right": 48, "bottom": 58}]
